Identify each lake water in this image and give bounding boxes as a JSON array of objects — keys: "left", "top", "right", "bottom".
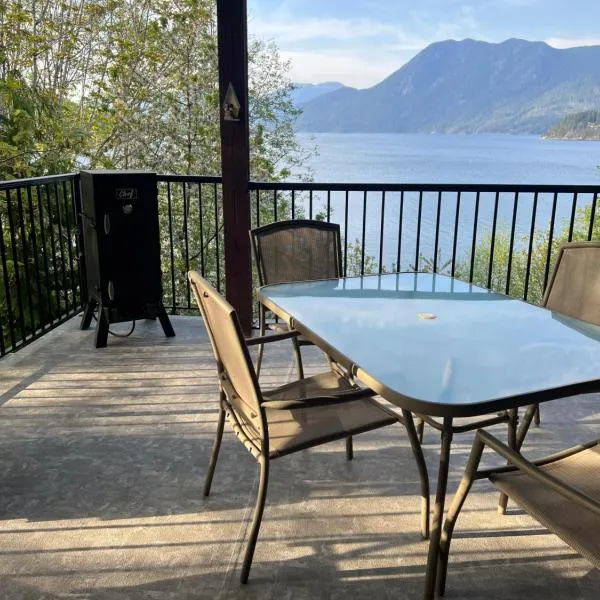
[{"left": 294, "top": 133, "right": 600, "bottom": 272}]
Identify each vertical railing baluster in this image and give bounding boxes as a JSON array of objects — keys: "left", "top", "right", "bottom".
[
  {"left": 543, "top": 192, "right": 558, "bottom": 292},
  {"left": 5, "top": 189, "right": 26, "bottom": 344},
  {"left": 291, "top": 190, "right": 295, "bottom": 219},
  {"left": 16, "top": 187, "right": 35, "bottom": 336},
  {"left": 568, "top": 192, "right": 578, "bottom": 241},
  {"left": 309, "top": 190, "right": 313, "bottom": 219},
  {"left": 0, "top": 198, "right": 16, "bottom": 350},
  {"left": 61, "top": 181, "right": 76, "bottom": 315},
  {"left": 378, "top": 191, "right": 385, "bottom": 274},
  {"left": 53, "top": 183, "right": 69, "bottom": 316},
  {"left": 396, "top": 191, "right": 404, "bottom": 272},
  {"left": 469, "top": 191, "right": 480, "bottom": 283},
  {"left": 487, "top": 191, "right": 500, "bottom": 290},
  {"left": 26, "top": 186, "right": 43, "bottom": 331},
  {"left": 361, "top": 190, "right": 367, "bottom": 276},
  {"left": 198, "top": 184, "right": 205, "bottom": 276},
  {"left": 523, "top": 192, "right": 538, "bottom": 302},
  {"left": 506, "top": 191, "right": 519, "bottom": 296},
  {"left": 214, "top": 183, "right": 221, "bottom": 292},
  {"left": 588, "top": 193, "right": 597, "bottom": 240},
  {"left": 451, "top": 191, "right": 461, "bottom": 277},
  {"left": 71, "top": 177, "right": 86, "bottom": 310},
  {"left": 327, "top": 190, "right": 331, "bottom": 222},
  {"left": 41, "top": 185, "right": 58, "bottom": 321},
  {"left": 255, "top": 189, "right": 260, "bottom": 228},
  {"left": 273, "top": 190, "right": 278, "bottom": 222},
  {"left": 183, "top": 182, "right": 191, "bottom": 309},
  {"left": 415, "top": 191, "right": 423, "bottom": 271},
  {"left": 166, "top": 182, "right": 176, "bottom": 312},
  {"left": 433, "top": 190, "right": 442, "bottom": 273},
  {"left": 343, "top": 190, "right": 349, "bottom": 276}
]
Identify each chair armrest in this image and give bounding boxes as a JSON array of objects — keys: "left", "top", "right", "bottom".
[
  {"left": 245, "top": 330, "right": 300, "bottom": 346},
  {"left": 261, "top": 387, "right": 376, "bottom": 410},
  {"left": 476, "top": 430, "right": 600, "bottom": 517}
]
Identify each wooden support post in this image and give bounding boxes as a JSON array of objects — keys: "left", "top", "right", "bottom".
[{"left": 216, "top": 0, "right": 252, "bottom": 334}]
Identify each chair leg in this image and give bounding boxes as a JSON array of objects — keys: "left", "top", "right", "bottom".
[
  {"left": 436, "top": 435, "right": 485, "bottom": 597},
  {"left": 516, "top": 404, "right": 538, "bottom": 451},
  {"left": 291, "top": 336, "right": 305, "bottom": 379},
  {"left": 203, "top": 395, "right": 226, "bottom": 497},
  {"left": 256, "top": 305, "right": 266, "bottom": 378},
  {"left": 416, "top": 417, "right": 425, "bottom": 444},
  {"left": 534, "top": 404, "right": 541, "bottom": 426},
  {"left": 346, "top": 436, "right": 354, "bottom": 460},
  {"left": 240, "top": 455, "right": 270, "bottom": 584},
  {"left": 402, "top": 410, "right": 430, "bottom": 540},
  {"left": 498, "top": 408, "right": 518, "bottom": 514}
]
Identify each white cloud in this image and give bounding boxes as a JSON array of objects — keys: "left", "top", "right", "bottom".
[
  {"left": 250, "top": 17, "right": 401, "bottom": 44},
  {"left": 546, "top": 37, "right": 600, "bottom": 49},
  {"left": 281, "top": 50, "right": 401, "bottom": 88}
]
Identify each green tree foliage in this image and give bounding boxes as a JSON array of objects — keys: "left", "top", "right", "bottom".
[
  {"left": 0, "top": 0, "right": 308, "bottom": 345},
  {"left": 455, "top": 201, "right": 600, "bottom": 304},
  {"left": 546, "top": 110, "right": 600, "bottom": 140}
]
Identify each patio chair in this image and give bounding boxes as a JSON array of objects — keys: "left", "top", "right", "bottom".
[
  {"left": 188, "top": 270, "right": 430, "bottom": 583},
  {"left": 250, "top": 219, "right": 343, "bottom": 380},
  {"left": 528, "top": 241, "right": 600, "bottom": 428},
  {"left": 436, "top": 429, "right": 600, "bottom": 596}
]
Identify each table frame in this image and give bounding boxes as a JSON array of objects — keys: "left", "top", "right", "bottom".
[{"left": 259, "top": 275, "right": 600, "bottom": 599}]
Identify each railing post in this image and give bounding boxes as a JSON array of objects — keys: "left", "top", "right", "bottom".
[{"left": 216, "top": 0, "right": 253, "bottom": 334}]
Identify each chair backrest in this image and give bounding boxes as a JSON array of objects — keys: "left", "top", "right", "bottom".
[
  {"left": 543, "top": 242, "right": 600, "bottom": 325},
  {"left": 250, "top": 220, "right": 343, "bottom": 286},
  {"left": 188, "top": 271, "right": 265, "bottom": 440}
]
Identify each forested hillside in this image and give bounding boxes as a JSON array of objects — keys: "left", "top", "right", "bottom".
[
  {"left": 297, "top": 39, "right": 600, "bottom": 134},
  {"left": 545, "top": 110, "right": 600, "bottom": 139}
]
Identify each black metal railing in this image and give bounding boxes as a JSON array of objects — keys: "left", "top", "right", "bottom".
[
  {"left": 156, "top": 175, "right": 224, "bottom": 313},
  {"left": 0, "top": 173, "right": 83, "bottom": 356},
  {"left": 3, "top": 173, "right": 600, "bottom": 358},
  {"left": 248, "top": 182, "right": 600, "bottom": 306}
]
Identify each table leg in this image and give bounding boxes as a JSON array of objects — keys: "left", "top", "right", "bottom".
[{"left": 423, "top": 417, "right": 453, "bottom": 600}]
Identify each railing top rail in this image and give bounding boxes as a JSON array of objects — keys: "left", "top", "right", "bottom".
[
  {"left": 0, "top": 172, "right": 79, "bottom": 191},
  {"left": 248, "top": 181, "right": 600, "bottom": 193},
  {"left": 157, "top": 174, "right": 222, "bottom": 184}
]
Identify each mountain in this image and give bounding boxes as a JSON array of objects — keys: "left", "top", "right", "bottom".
[
  {"left": 290, "top": 82, "right": 346, "bottom": 106},
  {"left": 296, "top": 39, "right": 600, "bottom": 134},
  {"left": 545, "top": 109, "right": 600, "bottom": 139}
]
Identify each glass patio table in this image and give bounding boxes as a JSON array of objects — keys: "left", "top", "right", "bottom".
[{"left": 258, "top": 272, "right": 600, "bottom": 600}]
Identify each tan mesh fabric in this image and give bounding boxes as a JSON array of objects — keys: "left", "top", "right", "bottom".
[
  {"left": 262, "top": 371, "right": 370, "bottom": 403},
  {"left": 544, "top": 243, "right": 600, "bottom": 325},
  {"left": 253, "top": 222, "right": 342, "bottom": 285},
  {"left": 491, "top": 443, "right": 600, "bottom": 567},
  {"left": 261, "top": 372, "right": 391, "bottom": 457},
  {"left": 265, "top": 398, "right": 397, "bottom": 458},
  {"left": 188, "top": 272, "right": 264, "bottom": 434}
]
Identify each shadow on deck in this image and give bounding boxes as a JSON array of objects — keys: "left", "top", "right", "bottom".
[{"left": 0, "top": 316, "right": 598, "bottom": 599}]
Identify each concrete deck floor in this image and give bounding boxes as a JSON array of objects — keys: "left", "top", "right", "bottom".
[{"left": 0, "top": 315, "right": 598, "bottom": 600}]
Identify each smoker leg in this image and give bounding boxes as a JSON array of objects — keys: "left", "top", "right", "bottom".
[
  {"left": 157, "top": 302, "right": 176, "bottom": 337},
  {"left": 81, "top": 297, "right": 97, "bottom": 330},
  {"left": 94, "top": 304, "right": 110, "bottom": 348}
]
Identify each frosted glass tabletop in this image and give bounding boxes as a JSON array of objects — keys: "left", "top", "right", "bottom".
[{"left": 259, "top": 273, "right": 600, "bottom": 417}]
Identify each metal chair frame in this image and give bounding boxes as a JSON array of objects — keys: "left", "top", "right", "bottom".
[
  {"left": 250, "top": 219, "right": 343, "bottom": 380},
  {"left": 531, "top": 241, "right": 600, "bottom": 427},
  {"left": 436, "top": 429, "right": 600, "bottom": 596},
  {"left": 189, "top": 271, "right": 431, "bottom": 583}
]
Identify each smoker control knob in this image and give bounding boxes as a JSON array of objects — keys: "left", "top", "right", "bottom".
[{"left": 122, "top": 204, "right": 133, "bottom": 215}]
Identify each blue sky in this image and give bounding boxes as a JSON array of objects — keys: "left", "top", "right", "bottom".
[{"left": 247, "top": 0, "right": 600, "bottom": 87}]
